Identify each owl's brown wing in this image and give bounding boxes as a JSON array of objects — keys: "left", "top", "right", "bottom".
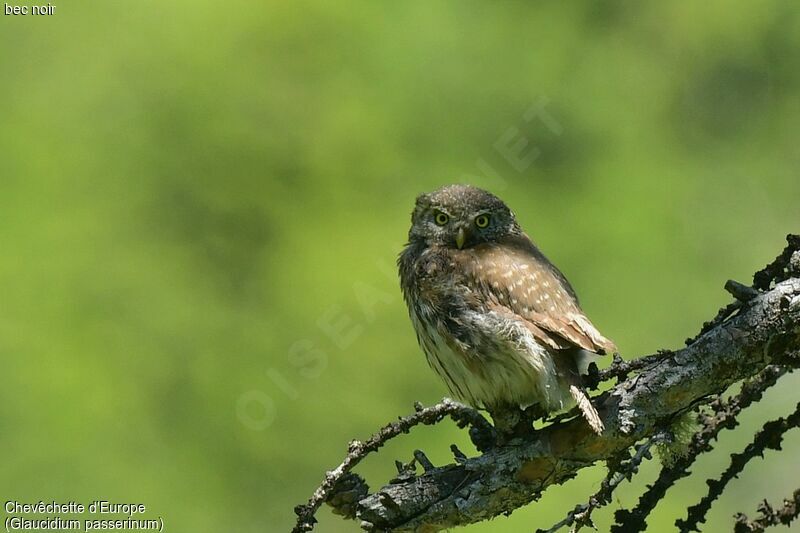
[{"left": 456, "top": 234, "right": 616, "bottom": 355}]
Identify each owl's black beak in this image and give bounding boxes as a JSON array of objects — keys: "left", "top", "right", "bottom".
[{"left": 455, "top": 227, "right": 466, "bottom": 249}]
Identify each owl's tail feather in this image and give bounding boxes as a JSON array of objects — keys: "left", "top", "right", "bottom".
[{"left": 569, "top": 385, "right": 604, "bottom": 434}]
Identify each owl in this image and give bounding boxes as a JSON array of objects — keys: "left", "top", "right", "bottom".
[{"left": 398, "top": 184, "right": 615, "bottom": 435}]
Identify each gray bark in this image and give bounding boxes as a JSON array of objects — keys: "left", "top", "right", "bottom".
[{"left": 350, "top": 276, "right": 800, "bottom": 531}]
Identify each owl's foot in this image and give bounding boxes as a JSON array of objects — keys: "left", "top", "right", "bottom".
[
  {"left": 468, "top": 424, "right": 498, "bottom": 452},
  {"left": 523, "top": 403, "right": 548, "bottom": 422},
  {"left": 488, "top": 405, "right": 542, "bottom": 445}
]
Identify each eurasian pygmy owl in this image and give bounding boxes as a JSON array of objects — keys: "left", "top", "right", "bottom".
[{"left": 398, "top": 184, "right": 615, "bottom": 434}]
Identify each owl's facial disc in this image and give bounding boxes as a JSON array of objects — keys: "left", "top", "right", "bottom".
[{"left": 409, "top": 185, "right": 521, "bottom": 249}]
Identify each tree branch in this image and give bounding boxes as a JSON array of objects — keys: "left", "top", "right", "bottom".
[
  {"left": 293, "top": 236, "right": 800, "bottom": 532},
  {"left": 734, "top": 488, "right": 800, "bottom": 532},
  {"left": 611, "top": 364, "right": 792, "bottom": 533},
  {"left": 537, "top": 435, "right": 664, "bottom": 533},
  {"left": 292, "top": 399, "right": 494, "bottom": 532},
  {"left": 676, "top": 401, "right": 800, "bottom": 532}
]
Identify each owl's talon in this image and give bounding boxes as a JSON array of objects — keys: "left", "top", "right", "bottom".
[
  {"left": 523, "top": 404, "right": 548, "bottom": 422},
  {"left": 469, "top": 424, "right": 497, "bottom": 452}
]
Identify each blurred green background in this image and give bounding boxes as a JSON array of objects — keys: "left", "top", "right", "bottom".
[{"left": 1, "top": 1, "right": 799, "bottom": 531}]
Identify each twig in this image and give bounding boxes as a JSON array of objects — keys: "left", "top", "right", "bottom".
[
  {"left": 292, "top": 398, "right": 493, "bottom": 532},
  {"left": 752, "top": 234, "right": 800, "bottom": 290},
  {"left": 611, "top": 365, "right": 791, "bottom": 533},
  {"left": 676, "top": 401, "right": 800, "bottom": 532},
  {"left": 733, "top": 488, "right": 800, "bottom": 532},
  {"left": 537, "top": 435, "right": 663, "bottom": 533},
  {"left": 685, "top": 301, "right": 742, "bottom": 346},
  {"left": 725, "top": 280, "right": 760, "bottom": 302},
  {"left": 583, "top": 352, "right": 668, "bottom": 391}
]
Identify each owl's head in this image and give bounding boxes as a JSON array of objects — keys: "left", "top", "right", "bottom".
[{"left": 408, "top": 184, "right": 521, "bottom": 249}]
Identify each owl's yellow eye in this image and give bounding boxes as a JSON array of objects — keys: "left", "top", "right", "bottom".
[
  {"left": 475, "top": 214, "right": 490, "bottom": 228},
  {"left": 434, "top": 211, "right": 449, "bottom": 226}
]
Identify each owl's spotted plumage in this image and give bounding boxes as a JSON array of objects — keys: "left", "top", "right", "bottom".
[{"left": 398, "top": 184, "right": 615, "bottom": 434}]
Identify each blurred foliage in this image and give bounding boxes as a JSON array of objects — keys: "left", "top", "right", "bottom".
[{"left": 1, "top": 1, "right": 799, "bottom": 531}]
